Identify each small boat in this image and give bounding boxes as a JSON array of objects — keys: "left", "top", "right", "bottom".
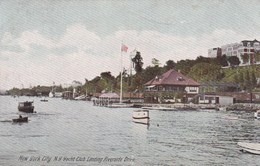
[
  {"left": 132, "top": 110, "right": 150, "bottom": 125},
  {"left": 216, "top": 106, "right": 227, "bottom": 111},
  {"left": 74, "top": 95, "right": 86, "bottom": 100},
  {"left": 108, "top": 103, "right": 134, "bottom": 108},
  {"left": 237, "top": 142, "right": 260, "bottom": 155},
  {"left": 223, "top": 116, "right": 238, "bottom": 120},
  {"left": 18, "top": 101, "right": 35, "bottom": 113},
  {"left": 142, "top": 106, "right": 176, "bottom": 111},
  {"left": 12, "top": 117, "right": 28, "bottom": 123},
  {"left": 254, "top": 110, "right": 260, "bottom": 119},
  {"left": 40, "top": 98, "right": 48, "bottom": 102}
]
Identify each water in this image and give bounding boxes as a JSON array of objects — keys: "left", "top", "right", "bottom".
[{"left": 0, "top": 96, "right": 260, "bottom": 166}]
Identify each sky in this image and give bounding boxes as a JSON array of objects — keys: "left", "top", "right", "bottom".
[{"left": 1, "top": 0, "right": 260, "bottom": 90}]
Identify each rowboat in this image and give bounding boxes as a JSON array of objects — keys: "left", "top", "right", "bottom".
[
  {"left": 237, "top": 142, "right": 260, "bottom": 155},
  {"left": 12, "top": 117, "right": 28, "bottom": 123},
  {"left": 132, "top": 110, "right": 150, "bottom": 125}
]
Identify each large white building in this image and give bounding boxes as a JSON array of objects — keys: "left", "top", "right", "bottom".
[
  {"left": 208, "top": 47, "right": 221, "bottom": 58},
  {"left": 208, "top": 39, "right": 260, "bottom": 65}
]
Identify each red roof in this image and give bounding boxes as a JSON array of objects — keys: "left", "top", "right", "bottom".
[{"left": 145, "top": 69, "right": 200, "bottom": 86}]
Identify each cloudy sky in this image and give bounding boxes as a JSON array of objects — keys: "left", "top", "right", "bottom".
[{"left": 1, "top": 0, "right": 260, "bottom": 90}]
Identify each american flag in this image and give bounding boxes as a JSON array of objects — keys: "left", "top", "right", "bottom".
[{"left": 121, "top": 44, "right": 128, "bottom": 52}]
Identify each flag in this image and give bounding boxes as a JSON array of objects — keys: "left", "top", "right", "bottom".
[{"left": 121, "top": 44, "right": 128, "bottom": 52}]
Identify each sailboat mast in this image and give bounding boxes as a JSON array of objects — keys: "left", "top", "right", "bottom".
[{"left": 120, "top": 47, "right": 123, "bottom": 103}]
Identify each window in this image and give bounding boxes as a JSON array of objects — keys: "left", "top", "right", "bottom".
[{"left": 189, "top": 87, "right": 197, "bottom": 92}]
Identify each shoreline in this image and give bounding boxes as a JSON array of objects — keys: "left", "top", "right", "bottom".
[{"left": 132, "top": 103, "right": 260, "bottom": 112}]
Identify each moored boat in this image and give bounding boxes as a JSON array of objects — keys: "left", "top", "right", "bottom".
[
  {"left": 108, "top": 103, "right": 134, "bottom": 108},
  {"left": 132, "top": 110, "right": 150, "bottom": 124},
  {"left": 254, "top": 110, "right": 260, "bottom": 119},
  {"left": 18, "top": 101, "right": 35, "bottom": 113},
  {"left": 237, "top": 142, "right": 260, "bottom": 155},
  {"left": 142, "top": 106, "right": 176, "bottom": 111},
  {"left": 12, "top": 116, "right": 28, "bottom": 123},
  {"left": 40, "top": 98, "right": 48, "bottom": 102}
]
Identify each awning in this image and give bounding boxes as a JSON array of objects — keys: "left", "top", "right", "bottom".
[{"left": 147, "top": 85, "right": 155, "bottom": 88}]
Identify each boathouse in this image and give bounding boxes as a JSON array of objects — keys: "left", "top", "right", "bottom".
[{"left": 144, "top": 69, "right": 200, "bottom": 103}]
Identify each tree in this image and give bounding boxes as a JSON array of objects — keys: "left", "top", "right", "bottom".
[
  {"left": 165, "top": 60, "right": 176, "bottom": 70},
  {"left": 251, "top": 71, "right": 257, "bottom": 89},
  {"left": 142, "top": 66, "right": 163, "bottom": 84},
  {"left": 239, "top": 72, "right": 244, "bottom": 90},
  {"left": 151, "top": 58, "right": 160, "bottom": 67},
  {"left": 100, "top": 71, "right": 114, "bottom": 80},
  {"left": 188, "top": 63, "right": 223, "bottom": 82},
  {"left": 131, "top": 51, "right": 143, "bottom": 74},
  {"left": 217, "top": 55, "right": 228, "bottom": 67},
  {"left": 228, "top": 56, "right": 240, "bottom": 67},
  {"left": 245, "top": 70, "right": 251, "bottom": 91},
  {"left": 234, "top": 74, "right": 239, "bottom": 84},
  {"left": 175, "top": 59, "right": 194, "bottom": 75}
]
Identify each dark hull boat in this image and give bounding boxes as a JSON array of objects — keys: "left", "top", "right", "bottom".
[
  {"left": 12, "top": 117, "right": 28, "bottom": 123},
  {"left": 18, "top": 101, "right": 35, "bottom": 113},
  {"left": 40, "top": 99, "right": 48, "bottom": 102}
]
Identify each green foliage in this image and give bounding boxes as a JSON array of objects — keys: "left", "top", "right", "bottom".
[
  {"left": 251, "top": 71, "right": 257, "bottom": 88},
  {"left": 151, "top": 58, "right": 160, "bottom": 67},
  {"left": 255, "top": 53, "right": 260, "bottom": 62},
  {"left": 131, "top": 51, "right": 143, "bottom": 73},
  {"left": 217, "top": 55, "right": 228, "bottom": 67},
  {"left": 245, "top": 70, "right": 251, "bottom": 91},
  {"left": 165, "top": 60, "right": 175, "bottom": 70},
  {"left": 222, "top": 65, "right": 260, "bottom": 92},
  {"left": 228, "top": 56, "right": 240, "bottom": 66},
  {"left": 188, "top": 63, "right": 224, "bottom": 82},
  {"left": 141, "top": 66, "right": 164, "bottom": 84}
]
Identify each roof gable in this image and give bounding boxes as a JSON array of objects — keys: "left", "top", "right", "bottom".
[{"left": 145, "top": 69, "right": 200, "bottom": 86}]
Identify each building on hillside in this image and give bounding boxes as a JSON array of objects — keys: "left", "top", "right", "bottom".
[
  {"left": 208, "top": 39, "right": 260, "bottom": 65},
  {"left": 144, "top": 69, "right": 200, "bottom": 103},
  {"left": 208, "top": 47, "right": 222, "bottom": 58}
]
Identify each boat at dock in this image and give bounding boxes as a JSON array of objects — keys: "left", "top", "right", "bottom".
[
  {"left": 108, "top": 103, "right": 134, "bottom": 108},
  {"left": 237, "top": 142, "right": 260, "bottom": 155},
  {"left": 254, "top": 110, "right": 260, "bottom": 119},
  {"left": 18, "top": 101, "right": 35, "bottom": 113},
  {"left": 141, "top": 106, "right": 176, "bottom": 111},
  {"left": 132, "top": 110, "right": 150, "bottom": 124}
]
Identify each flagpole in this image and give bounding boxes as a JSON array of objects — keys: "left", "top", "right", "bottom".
[{"left": 120, "top": 44, "right": 123, "bottom": 104}]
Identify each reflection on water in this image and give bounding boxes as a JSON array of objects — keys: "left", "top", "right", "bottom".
[{"left": 0, "top": 96, "right": 260, "bottom": 165}]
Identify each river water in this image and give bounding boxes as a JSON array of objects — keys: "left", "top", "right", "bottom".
[{"left": 0, "top": 96, "right": 260, "bottom": 166}]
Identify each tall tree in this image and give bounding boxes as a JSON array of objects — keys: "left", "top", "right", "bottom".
[
  {"left": 151, "top": 58, "right": 160, "bottom": 67},
  {"left": 142, "top": 66, "right": 163, "bottom": 84},
  {"left": 131, "top": 51, "right": 143, "bottom": 74},
  {"left": 165, "top": 60, "right": 176, "bottom": 70}
]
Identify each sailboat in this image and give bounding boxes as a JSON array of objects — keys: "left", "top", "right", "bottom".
[
  {"left": 108, "top": 44, "right": 133, "bottom": 108},
  {"left": 49, "top": 82, "right": 55, "bottom": 98}
]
